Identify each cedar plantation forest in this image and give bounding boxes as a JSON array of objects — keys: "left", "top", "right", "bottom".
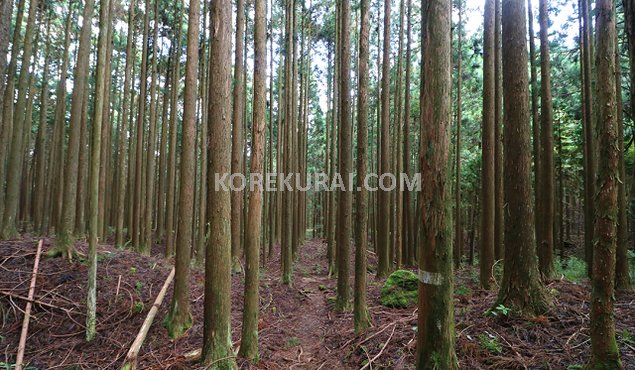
[{"left": 0, "top": 0, "right": 634, "bottom": 368}]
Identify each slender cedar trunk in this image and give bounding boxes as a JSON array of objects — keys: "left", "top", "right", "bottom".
[
  {"left": 354, "top": 0, "right": 372, "bottom": 333},
  {"left": 589, "top": 0, "right": 623, "bottom": 367},
  {"left": 403, "top": 0, "right": 414, "bottom": 266},
  {"left": 239, "top": 0, "right": 265, "bottom": 358},
  {"left": 581, "top": 0, "right": 596, "bottom": 276},
  {"left": 75, "top": 80, "right": 89, "bottom": 237},
  {"left": 496, "top": 0, "right": 548, "bottom": 315},
  {"left": 33, "top": 23, "right": 51, "bottom": 234},
  {"left": 393, "top": 0, "right": 404, "bottom": 268},
  {"left": 528, "top": 0, "right": 541, "bottom": 243},
  {"left": 416, "top": 0, "right": 457, "bottom": 367},
  {"left": 133, "top": 0, "right": 150, "bottom": 251},
  {"left": 480, "top": 0, "right": 496, "bottom": 290},
  {"left": 537, "top": 0, "right": 555, "bottom": 279},
  {"left": 196, "top": 2, "right": 209, "bottom": 261},
  {"left": 166, "top": 2, "right": 183, "bottom": 257},
  {"left": 202, "top": 0, "right": 237, "bottom": 367},
  {"left": 326, "top": 45, "right": 337, "bottom": 275},
  {"left": 454, "top": 1, "right": 463, "bottom": 269},
  {"left": 98, "top": 15, "right": 114, "bottom": 240},
  {"left": 494, "top": 0, "right": 504, "bottom": 261},
  {"left": 625, "top": 0, "right": 635, "bottom": 253},
  {"left": 115, "top": 0, "right": 136, "bottom": 247},
  {"left": 46, "top": 3, "right": 74, "bottom": 234},
  {"left": 618, "top": 0, "right": 634, "bottom": 291},
  {"left": 142, "top": 0, "right": 159, "bottom": 254},
  {"left": 86, "top": 0, "right": 112, "bottom": 341},
  {"left": 281, "top": 0, "right": 295, "bottom": 285},
  {"left": 52, "top": 0, "right": 94, "bottom": 255},
  {"left": 290, "top": 2, "right": 299, "bottom": 261},
  {"left": 377, "top": 0, "right": 391, "bottom": 278},
  {"left": 157, "top": 52, "right": 173, "bottom": 242},
  {"left": 335, "top": 0, "right": 352, "bottom": 312},
  {"left": 166, "top": 0, "right": 198, "bottom": 339},
  {"left": 1, "top": 0, "right": 39, "bottom": 239},
  {"left": 267, "top": 0, "right": 274, "bottom": 261},
  {"left": 0, "top": 0, "right": 25, "bottom": 226},
  {"left": 231, "top": 0, "right": 245, "bottom": 274}
]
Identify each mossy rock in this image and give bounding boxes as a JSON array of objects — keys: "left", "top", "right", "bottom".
[{"left": 380, "top": 270, "right": 418, "bottom": 308}]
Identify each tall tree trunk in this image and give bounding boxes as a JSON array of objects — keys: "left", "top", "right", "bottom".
[
  {"left": 538, "top": 0, "right": 555, "bottom": 279},
  {"left": 494, "top": 0, "right": 504, "bottom": 261},
  {"left": 231, "top": 0, "right": 245, "bottom": 274},
  {"left": 166, "top": 0, "right": 198, "bottom": 339},
  {"left": 589, "top": 0, "right": 622, "bottom": 367},
  {"left": 581, "top": 0, "right": 596, "bottom": 276},
  {"left": 377, "top": 0, "right": 391, "bottom": 278},
  {"left": 143, "top": 0, "right": 159, "bottom": 254},
  {"left": 496, "top": 0, "right": 548, "bottom": 315},
  {"left": 115, "top": 0, "right": 136, "bottom": 247},
  {"left": 133, "top": 0, "right": 150, "bottom": 251},
  {"left": 480, "top": 0, "right": 496, "bottom": 290},
  {"left": 528, "top": 0, "right": 541, "bottom": 244},
  {"left": 239, "top": 0, "right": 266, "bottom": 358},
  {"left": 1, "top": 0, "right": 39, "bottom": 239},
  {"left": 202, "top": 0, "right": 236, "bottom": 367},
  {"left": 86, "top": 0, "right": 112, "bottom": 341},
  {"left": 335, "top": 0, "right": 352, "bottom": 312},
  {"left": 454, "top": 0, "right": 463, "bottom": 269},
  {"left": 354, "top": 0, "right": 372, "bottom": 333},
  {"left": 416, "top": 0, "right": 457, "bottom": 367}
]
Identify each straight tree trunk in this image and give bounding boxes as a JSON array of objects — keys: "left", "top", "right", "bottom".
[
  {"left": 496, "top": 0, "right": 548, "bottom": 315},
  {"left": 335, "top": 0, "right": 352, "bottom": 312},
  {"left": 115, "top": 0, "right": 136, "bottom": 247},
  {"left": 480, "top": 0, "right": 496, "bottom": 290},
  {"left": 239, "top": 0, "right": 266, "bottom": 358},
  {"left": 202, "top": 0, "right": 237, "bottom": 367},
  {"left": 86, "top": 0, "right": 112, "bottom": 341},
  {"left": 416, "top": 0, "right": 457, "bottom": 367},
  {"left": 354, "top": 0, "right": 372, "bottom": 333},
  {"left": 454, "top": 0, "right": 463, "bottom": 269},
  {"left": 538, "top": 0, "right": 555, "bottom": 279},
  {"left": 377, "top": 0, "right": 391, "bottom": 278},
  {"left": 166, "top": 0, "right": 198, "bottom": 338},
  {"left": 231, "top": 0, "right": 245, "bottom": 274},
  {"left": 588, "top": 0, "right": 623, "bottom": 367},
  {"left": 494, "top": 0, "right": 504, "bottom": 261},
  {"left": 528, "top": 0, "right": 541, "bottom": 242}
]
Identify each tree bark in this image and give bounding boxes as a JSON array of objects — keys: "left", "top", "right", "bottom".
[
  {"left": 416, "top": 0, "right": 457, "bottom": 367},
  {"left": 588, "top": 0, "right": 623, "bottom": 367},
  {"left": 495, "top": 0, "right": 548, "bottom": 315}
]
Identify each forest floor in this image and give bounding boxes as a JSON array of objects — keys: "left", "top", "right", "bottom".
[{"left": 1, "top": 236, "right": 634, "bottom": 369}]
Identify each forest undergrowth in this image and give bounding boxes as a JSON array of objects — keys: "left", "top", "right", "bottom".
[{"left": 0, "top": 237, "right": 634, "bottom": 369}]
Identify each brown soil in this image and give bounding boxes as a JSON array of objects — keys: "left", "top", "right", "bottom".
[{"left": 0, "top": 237, "right": 634, "bottom": 369}]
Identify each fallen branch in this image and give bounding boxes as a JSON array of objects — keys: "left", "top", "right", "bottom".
[
  {"left": 0, "top": 290, "right": 72, "bottom": 314},
  {"left": 121, "top": 267, "right": 175, "bottom": 370},
  {"left": 359, "top": 323, "right": 396, "bottom": 370},
  {"left": 15, "top": 239, "right": 43, "bottom": 370}
]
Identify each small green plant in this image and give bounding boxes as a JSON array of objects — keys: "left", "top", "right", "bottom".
[
  {"left": 555, "top": 256, "right": 587, "bottom": 282},
  {"left": 487, "top": 304, "right": 511, "bottom": 317},
  {"left": 313, "top": 264, "right": 322, "bottom": 275},
  {"left": 620, "top": 329, "right": 635, "bottom": 346},
  {"left": 318, "top": 284, "right": 327, "bottom": 291},
  {"left": 478, "top": 333, "right": 502, "bottom": 354},
  {"left": 566, "top": 365, "right": 584, "bottom": 370},
  {"left": 454, "top": 284, "right": 471, "bottom": 296},
  {"left": 285, "top": 337, "right": 300, "bottom": 348},
  {"left": 132, "top": 301, "right": 144, "bottom": 314},
  {"left": 134, "top": 281, "right": 144, "bottom": 293},
  {"left": 129, "top": 267, "right": 137, "bottom": 274}
]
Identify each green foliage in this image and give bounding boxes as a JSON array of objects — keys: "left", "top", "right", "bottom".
[
  {"left": 566, "top": 365, "right": 584, "bottom": 370},
  {"left": 454, "top": 284, "right": 471, "bottom": 296},
  {"left": 134, "top": 281, "right": 144, "bottom": 293},
  {"left": 0, "top": 363, "right": 38, "bottom": 370},
  {"left": 132, "top": 301, "right": 144, "bottom": 314},
  {"left": 555, "top": 256, "right": 587, "bottom": 282},
  {"left": 620, "top": 329, "right": 635, "bottom": 346},
  {"left": 379, "top": 270, "right": 418, "bottom": 308},
  {"left": 478, "top": 334, "right": 502, "bottom": 354},
  {"left": 285, "top": 337, "right": 300, "bottom": 349},
  {"left": 486, "top": 304, "right": 511, "bottom": 317}
]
